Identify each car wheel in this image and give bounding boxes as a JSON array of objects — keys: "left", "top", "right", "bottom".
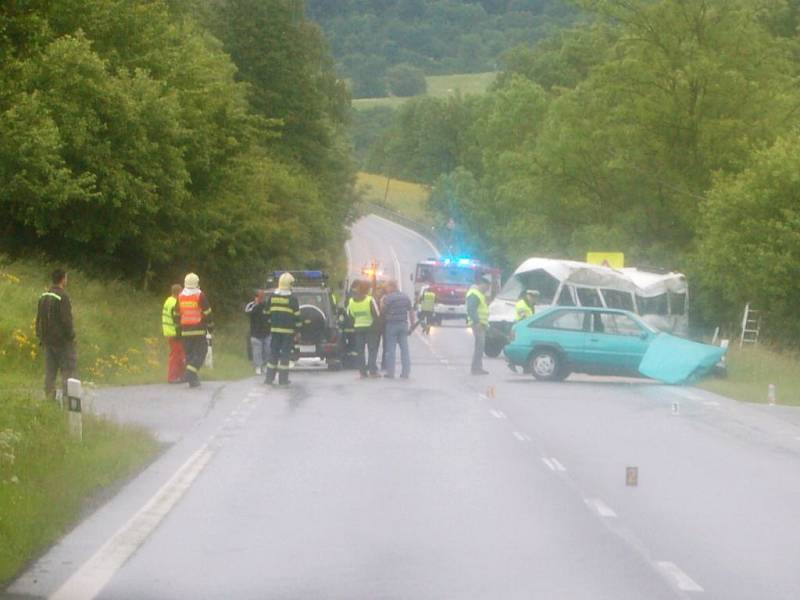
[
  {"left": 529, "top": 349, "right": 562, "bottom": 381},
  {"left": 327, "top": 359, "right": 343, "bottom": 371}
]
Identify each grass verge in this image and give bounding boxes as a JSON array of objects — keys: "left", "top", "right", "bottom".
[
  {"left": 357, "top": 172, "right": 431, "bottom": 225},
  {"left": 0, "top": 257, "right": 252, "bottom": 391},
  {"left": 699, "top": 345, "right": 800, "bottom": 406},
  {"left": 352, "top": 72, "right": 496, "bottom": 110},
  {"left": 0, "top": 392, "right": 160, "bottom": 585}
]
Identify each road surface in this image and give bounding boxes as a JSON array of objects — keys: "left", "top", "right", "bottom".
[{"left": 8, "top": 215, "right": 800, "bottom": 599}]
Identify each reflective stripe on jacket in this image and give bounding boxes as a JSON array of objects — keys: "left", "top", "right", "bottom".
[
  {"left": 515, "top": 299, "right": 534, "bottom": 321},
  {"left": 347, "top": 296, "right": 376, "bottom": 329},
  {"left": 162, "top": 296, "right": 179, "bottom": 337},
  {"left": 267, "top": 292, "right": 301, "bottom": 335},
  {"left": 466, "top": 287, "right": 489, "bottom": 327},
  {"left": 179, "top": 290, "right": 212, "bottom": 336}
]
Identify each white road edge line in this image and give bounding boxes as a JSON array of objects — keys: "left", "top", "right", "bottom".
[
  {"left": 585, "top": 498, "right": 618, "bottom": 518},
  {"left": 542, "top": 458, "right": 556, "bottom": 471},
  {"left": 49, "top": 444, "right": 215, "bottom": 600},
  {"left": 550, "top": 458, "right": 566, "bottom": 472},
  {"left": 389, "top": 245, "right": 403, "bottom": 292},
  {"left": 655, "top": 561, "right": 704, "bottom": 592}
]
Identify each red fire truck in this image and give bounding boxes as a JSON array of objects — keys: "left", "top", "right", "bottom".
[{"left": 412, "top": 258, "right": 501, "bottom": 323}]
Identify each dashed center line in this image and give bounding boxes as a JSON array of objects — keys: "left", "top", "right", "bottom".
[
  {"left": 656, "top": 561, "right": 704, "bottom": 592},
  {"left": 542, "top": 457, "right": 565, "bottom": 472},
  {"left": 489, "top": 409, "right": 506, "bottom": 419},
  {"left": 512, "top": 431, "right": 530, "bottom": 442},
  {"left": 585, "top": 498, "right": 617, "bottom": 518}
]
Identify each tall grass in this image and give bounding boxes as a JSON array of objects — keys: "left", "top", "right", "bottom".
[
  {"left": 700, "top": 344, "right": 800, "bottom": 406},
  {"left": 357, "top": 172, "right": 431, "bottom": 225},
  {"left": 0, "top": 392, "right": 159, "bottom": 584}
]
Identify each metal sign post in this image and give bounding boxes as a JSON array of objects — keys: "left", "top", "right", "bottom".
[{"left": 66, "top": 378, "right": 83, "bottom": 441}]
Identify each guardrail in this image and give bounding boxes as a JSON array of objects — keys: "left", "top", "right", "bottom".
[{"left": 360, "top": 202, "right": 446, "bottom": 255}]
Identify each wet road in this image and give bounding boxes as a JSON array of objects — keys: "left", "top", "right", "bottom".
[{"left": 9, "top": 216, "right": 800, "bottom": 599}]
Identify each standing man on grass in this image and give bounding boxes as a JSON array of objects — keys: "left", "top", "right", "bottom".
[
  {"left": 36, "top": 268, "right": 76, "bottom": 401},
  {"left": 178, "top": 273, "right": 213, "bottom": 388},
  {"left": 162, "top": 284, "right": 185, "bottom": 384}
]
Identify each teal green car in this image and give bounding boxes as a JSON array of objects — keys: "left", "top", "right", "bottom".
[{"left": 504, "top": 306, "right": 726, "bottom": 384}]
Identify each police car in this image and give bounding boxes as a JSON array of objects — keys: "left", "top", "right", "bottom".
[{"left": 265, "top": 271, "right": 343, "bottom": 370}]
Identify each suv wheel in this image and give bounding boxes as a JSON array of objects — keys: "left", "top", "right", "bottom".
[{"left": 529, "top": 349, "right": 562, "bottom": 381}]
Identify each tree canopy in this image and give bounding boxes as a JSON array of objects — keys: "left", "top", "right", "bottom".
[
  {"left": 367, "top": 0, "right": 800, "bottom": 340},
  {"left": 0, "top": 0, "right": 356, "bottom": 302},
  {"left": 305, "top": 0, "right": 580, "bottom": 97}
]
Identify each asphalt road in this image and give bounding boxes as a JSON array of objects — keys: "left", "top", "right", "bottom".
[{"left": 8, "top": 215, "right": 800, "bottom": 599}]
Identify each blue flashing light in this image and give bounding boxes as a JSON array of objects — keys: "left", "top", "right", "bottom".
[{"left": 457, "top": 258, "right": 472, "bottom": 266}]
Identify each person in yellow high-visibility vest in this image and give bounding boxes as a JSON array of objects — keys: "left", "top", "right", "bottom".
[
  {"left": 417, "top": 285, "right": 436, "bottom": 334},
  {"left": 347, "top": 280, "right": 380, "bottom": 378},
  {"left": 162, "top": 284, "right": 185, "bottom": 383},
  {"left": 466, "top": 275, "right": 491, "bottom": 375},
  {"left": 515, "top": 289, "right": 540, "bottom": 322}
]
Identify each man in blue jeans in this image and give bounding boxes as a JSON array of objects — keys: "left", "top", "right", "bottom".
[{"left": 380, "top": 280, "right": 413, "bottom": 379}]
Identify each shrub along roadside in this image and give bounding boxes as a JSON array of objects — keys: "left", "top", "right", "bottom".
[{"left": 0, "top": 393, "right": 160, "bottom": 585}]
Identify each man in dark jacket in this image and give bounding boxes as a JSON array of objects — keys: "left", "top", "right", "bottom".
[
  {"left": 264, "top": 273, "right": 302, "bottom": 386},
  {"left": 36, "top": 268, "right": 77, "bottom": 401},
  {"left": 245, "top": 290, "right": 270, "bottom": 375}
]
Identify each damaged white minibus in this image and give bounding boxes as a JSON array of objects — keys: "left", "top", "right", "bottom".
[{"left": 485, "top": 257, "right": 688, "bottom": 357}]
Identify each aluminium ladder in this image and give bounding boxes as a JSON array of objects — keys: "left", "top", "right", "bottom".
[{"left": 739, "top": 303, "right": 761, "bottom": 349}]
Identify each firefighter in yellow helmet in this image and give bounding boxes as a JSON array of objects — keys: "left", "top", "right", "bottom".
[{"left": 264, "top": 272, "right": 302, "bottom": 386}]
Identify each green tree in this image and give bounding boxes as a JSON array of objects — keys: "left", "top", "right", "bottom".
[{"left": 386, "top": 63, "right": 426, "bottom": 97}]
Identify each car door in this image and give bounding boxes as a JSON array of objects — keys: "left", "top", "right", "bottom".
[
  {"left": 584, "top": 311, "right": 652, "bottom": 374},
  {"left": 529, "top": 309, "right": 591, "bottom": 367}
]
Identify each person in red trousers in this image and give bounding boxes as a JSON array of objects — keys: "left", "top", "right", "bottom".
[{"left": 162, "top": 283, "right": 185, "bottom": 383}]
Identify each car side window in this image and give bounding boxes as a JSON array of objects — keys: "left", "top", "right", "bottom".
[
  {"left": 576, "top": 287, "right": 602, "bottom": 307},
  {"left": 534, "top": 310, "right": 587, "bottom": 332},
  {"left": 557, "top": 286, "right": 576, "bottom": 306},
  {"left": 599, "top": 312, "right": 644, "bottom": 336}
]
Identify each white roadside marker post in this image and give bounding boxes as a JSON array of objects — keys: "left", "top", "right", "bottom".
[
  {"left": 671, "top": 401, "right": 679, "bottom": 416},
  {"left": 768, "top": 383, "right": 776, "bottom": 406},
  {"left": 67, "top": 378, "right": 83, "bottom": 441},
  {"left": 626, "top": 466, "right": 638, "bottom": 487}
]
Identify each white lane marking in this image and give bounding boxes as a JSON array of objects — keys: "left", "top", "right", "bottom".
[
  {"left": 489, "top": 409, "right": 506, "bottom": 419},
  {"left": 512, "top": 431, "right": 530, "bottom": 442},
  {"left": 585, "top": 498, "right": 617, "bottom": 518},
  {"left": 655, "top": 561, "right": 704, "bottom": 592},
  {"left": 389, "top": 245, "right": 403, "bottom": 292},
  {"left": 369, "top": 214, "right": 440, "bottom": 256},
  {"left": 703, "top": 400, "right": 720, "bottom": 407},
  {"left": 49, "top": 444, "right": 214, "bottom": 600},
  {"left": 550, "top": 458, "right": 566, "bottom": 472},
  {"left": 542, "top": 458, "right": 556, "bottom": 471}
]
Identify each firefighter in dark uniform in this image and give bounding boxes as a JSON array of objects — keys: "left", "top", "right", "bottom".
[
  {"left": 36, "top": 268, "right": 76, "bottom": 401},
  {"left": 264, "top": 272, "right": 303, "bottom": 386},
  {"left": 177, "top": 272, "right": 214, "bottom": 388}
]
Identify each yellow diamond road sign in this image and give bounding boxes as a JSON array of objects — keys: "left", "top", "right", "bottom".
[{"left": 587, "top": 252, "right": 624, "bottom": 269}]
